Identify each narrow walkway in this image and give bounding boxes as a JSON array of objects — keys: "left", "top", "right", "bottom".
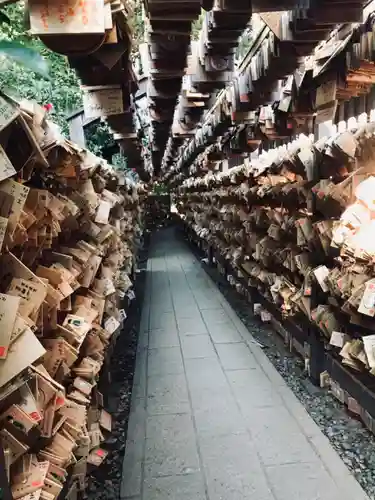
[{"left": 121, "top": 228, "right": 369, "bottom": 500}]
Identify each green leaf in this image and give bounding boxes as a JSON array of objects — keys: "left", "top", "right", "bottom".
[
  {"left": 0, "top": 40, "right": 49, "bottom": 78},
  {"left": 0, "top": 11, "right": 11, "bottom": 24}
]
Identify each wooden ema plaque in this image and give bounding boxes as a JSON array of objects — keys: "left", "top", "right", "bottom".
[{"left": 29, "top": 0, "right": 105, "bottom": 35}]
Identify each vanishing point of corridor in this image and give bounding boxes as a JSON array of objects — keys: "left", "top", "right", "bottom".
[{"left": 121, "top": 229, "right": 369, "bottom": 500}]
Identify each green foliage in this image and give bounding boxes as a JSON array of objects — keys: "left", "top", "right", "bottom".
[
  {"left": 85, "top": 122, "right": 115, "bottom": 156},
  {"left": 0, "top": 39, "right": 49, "bottom": 78},
  {"left": 191, "top": 10, "right": 204, "bottom": 41},
  {"left": 236, "top": 28, "right": 254, "bottom": 63},
  {"left": 0, "top": 10, "right": 10, "bottom": 24},
  {"left": 112, "top": 152, "right": 127, "bottom": 170},
  {"left": 112, "top": 153, "right": 139, "bottom": 182},
  {"left": 0, "top": 3, "right": 82, "bottom": 133},
  {"left": 130, "top": 0, "right": 144, "bottom": 58},
  {"left": 152, "top": 182, "right": 168, "bottom": 195}
]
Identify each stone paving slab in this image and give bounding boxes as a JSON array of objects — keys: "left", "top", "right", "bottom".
[{"left": 121, "top": 228, "right": 370, "bottom": 500}]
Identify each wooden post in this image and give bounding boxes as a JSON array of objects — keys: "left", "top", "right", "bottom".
[
  {"left": 68, "top": 111, "right": 86, "bottom": 148},
  {"left": 0, "top": 444, "right": 12, "bottom": 500}
]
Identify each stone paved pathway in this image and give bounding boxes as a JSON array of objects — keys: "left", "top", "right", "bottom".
[{"left": 121, "top": 228, "right": 369, "bottom": 500}]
